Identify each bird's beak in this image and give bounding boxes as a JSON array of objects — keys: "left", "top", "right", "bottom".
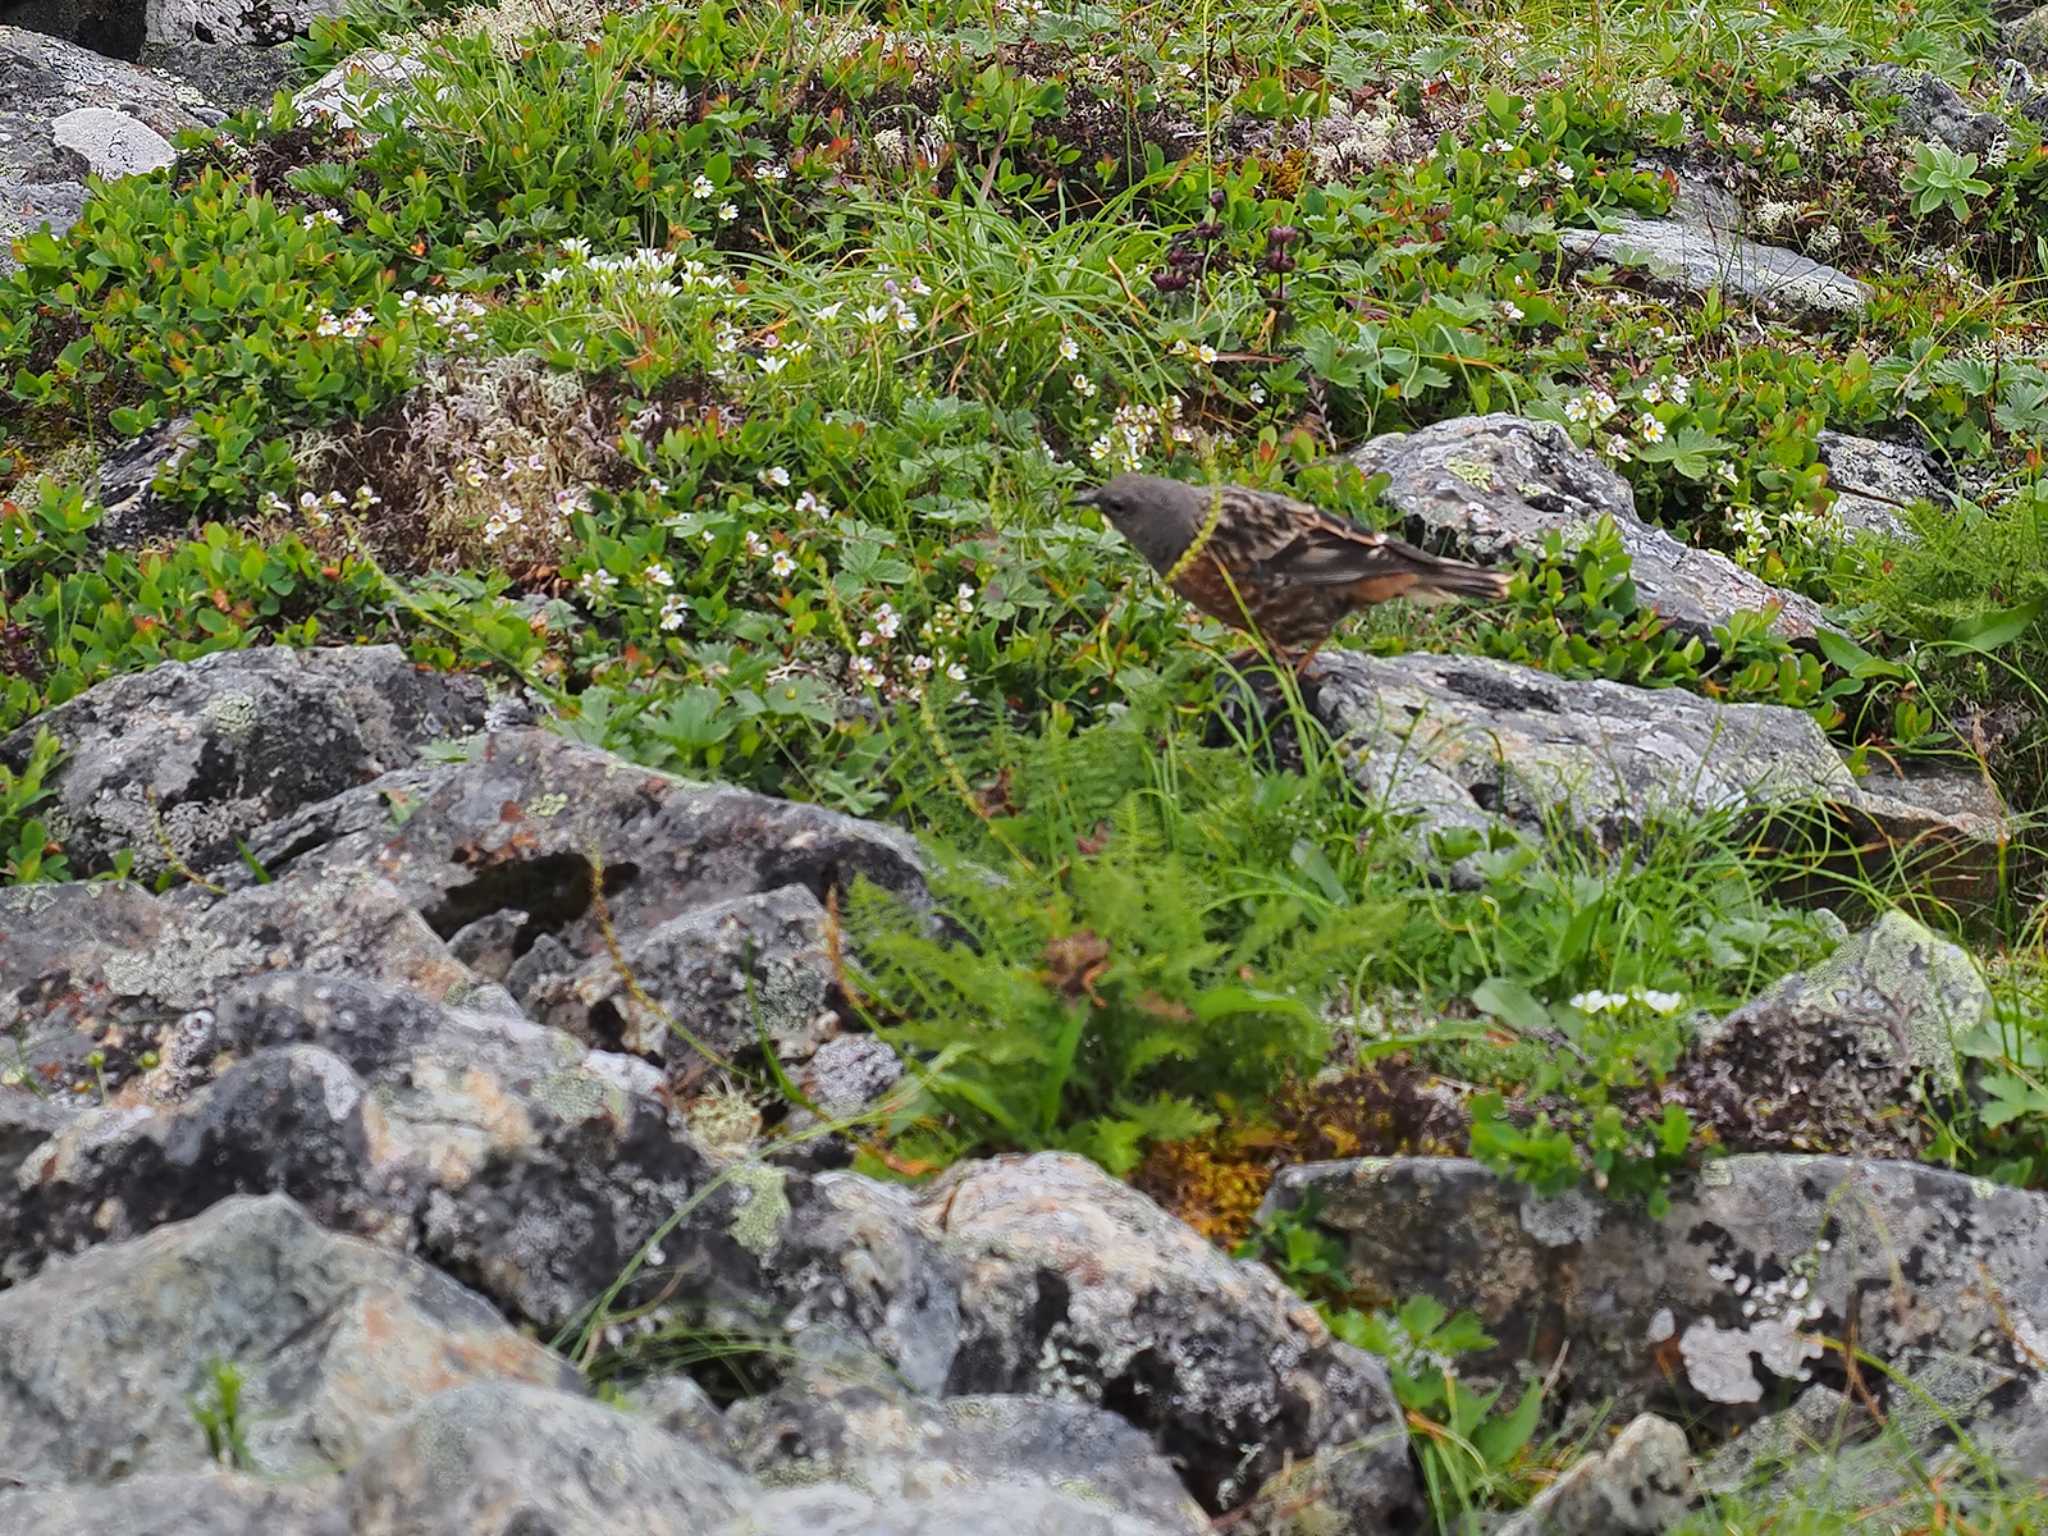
[{"left": 1070, "top": 487, "right": 1101, "bottom": 509}]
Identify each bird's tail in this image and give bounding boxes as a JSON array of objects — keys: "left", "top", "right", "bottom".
[{"left": 1398, "top": 547, "right": 1515, "bottom": 604}]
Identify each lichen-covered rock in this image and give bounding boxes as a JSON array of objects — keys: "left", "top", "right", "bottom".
[
  {"left": 710, "top": 1485, "right": 1192, "bottom": 1536},
  {"left": 1816, "top": 429, "right": 1953, "bottom": 541},
  {"left": 336, "top": 1382, "right": 751, "bottom": 1536},
  {"left": 144, "top": 0, "right": 347, "bottom": 46},
  {"left": 1310, "top": 650, "right": 1855, "bottom": 855},
  {"left": 294, "top": 47, "right": 426, "bottom": 133},
  {"left": 1845, "top": 65, "right": 2009, "bottom": 157},
  {"left": 726, "top": 1365, "right": 1210, "bottom": 1532},
  {"left": 0, "top": 646, "right": 499, "bottom": 879},
  {"left": 139, "top": 40, "right": 298, "bottom": 110},
  {"left": 1346, "top": 415, "right": 1831, "bottom": 642},
  {"left": 1496, "top": 1415, "right": 1698, "bottom": 1536},
  {"left": 5, "top": 874, "right": 508, "bottom": 1102},
  {"left": 2015, "top": 5, "right": 2048, "bottom": 65},
  {"left": 1560, "top": 214, "right": 1869, "bottom": 320},
  {"left": 1260, "top": 1156, "right": 2048, "bottom": 1461},
  {"left": 0, "top": 1471, "right": 335, "bottom": 1536},
  {"left": 0, "top": 23, "right": 210, "bottom": 261},
  {"left": 920, "top": 1152, "right": 1416, "bottom": 1521},
  {"left": 1659, "top": 912, "right": 1989, "bottom": 1159},
  {"left": 0, "top": 1194, "right": 577, "bottom": 1485},
  {"left": 521, "top": 884, "right": 842, "bottom": 1083}
]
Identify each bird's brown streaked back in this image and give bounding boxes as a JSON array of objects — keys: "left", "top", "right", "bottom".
[{"left": 1075, "top": 473, "right": 1512, "bottom": 657}]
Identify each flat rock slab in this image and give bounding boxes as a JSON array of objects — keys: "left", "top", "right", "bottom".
[
  {"left": 1561, "top": 214, "right": 1870, "bottom": 320},
  {"left": 1260, "top": 1155, "right": 2048, "bottom": 1461},
  {"left": 51, "top": 105, "right": 175, "bottom": 178},
  {"left": 1346, "top": 414, "right": 1832, "bottom": 642},
  {"left": 0, "top": 1194, "right": 577, "bottom": 1484},
  {"left": 145, "top": 0, "right": 348, "bottom": 47},
  {"left": 1815, "top": 429, "right": 1952, "bottom": 540},
  {"left": 1311, "top": 650, "right": 2008, "bottom": 900}
]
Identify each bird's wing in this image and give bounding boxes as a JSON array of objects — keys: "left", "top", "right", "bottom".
[{"left": 1236, "top": 492, "right": 1399, "bottom": 587}]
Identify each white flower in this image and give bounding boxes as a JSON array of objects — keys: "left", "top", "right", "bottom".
[
  {"left": 795, "top": 490, "right": 832, "bottom": 517},
  {"left": 1498, "top": 299, "right": 1524, "bottom": 322},
  {"left": 1635, "top": 988, "right": 1685, "bottom": 1015},
  {"left": 745, "top": 529, "right": 770, "bottom": 559},
  {"left": 1248, "top": 382, "right": 1267, "bottom": 404},
  {"left": 852, "top": 655, "right": 883, "bottom": 686},
  {"left": 771, "top": 549, "right": 796, "bottom": 579},
  {"left": 756, "top": 159, "right": 787, "bottom": 182},
  {"left": 874, "top": 602, "right": 902, "bottom": 639},
  {"left": 1555, "top": 163, "right": 1575, "bottom": 184},
  {"left": 895, "top": 305, "right": 919, "bottom": 333},
  {"left": 1670, "top": 374, "right": 1691, "bottom": 404},
  {"left": 911, "top": 653, "right": 934, "bottom": 674},
  {"left": 1070, "top": 372, "right": 1097, "bottom": 398},
  {"left": 1569, "top": 989, "right": 1623, "bottom": 1014},
  {"left": 1194, "top": 344, "right": 1218, "bottom": 365},
  {"left": 692, "top": 175, "right": 716, "bottom": 198},
  {"left": 1638, "top": 413, "right": 1667, "bottom": 444},
  {"left": 1516, "top": 169, "right": 1537, "bottom": 188},
  {"left": 857, "top": 630, "right": 876, "bottom": 649},
  {"left": 645, "top": 562, "right": 675, "bottom": 588},
  {"left": 718, "top": 202, "right": 739, "bottom": 223},
  {"left": 815, "top": 301, "right": 844, "bottom": 321},
  {"left": 579, "top": 568, "right": 619, "bottom": 600},
  {"left": 562, "top": 236, "right": 591, "bottom": 259},
  {"left": 945, "top": 660, "right": 968, "bottom": 682},
  {"left": 540, "top": 266, "right": 570, "bottom": 287},
  {"left": 1591, "top": 390, "right": 1618, "bottom": 422},
  {"left": 955, "top": 582, "right": 975, "bottom": 612},
  {"left": 658, "top": 593, "right": 690, "bottom": 631},
  {"left": 759, "top": 355, "right": 788, "bottom": 375},
  {"left": 759, "top": 465, "right": 791, "bottom": 489},
  {"left": 1640, "top": 379, "right": 1662, "bottom": 404},
  {"left": 1564, "top": 395, "right": 1588, "bottom": 422},
  {"left": 860, "top": 303, "right": 892, "bottom": 326},
  {"left": 1058, "top": 334, "right": 1079, "bottom": 362}
]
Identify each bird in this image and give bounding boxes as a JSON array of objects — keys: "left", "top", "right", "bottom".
[{"left": 1073, "top": 473, "right": 1514, "bottom": 668}]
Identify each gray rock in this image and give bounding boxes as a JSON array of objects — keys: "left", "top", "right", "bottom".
[
  {"left": 1312, "top": 650, "right": 1854, "bottom": 854},
  {"left": 712, "top": 1485, "right": 1189, "bottom": 1536},
  {"left": 295, "top": 47, "right": 426, "bottom": 134},
  {"left": 1496, "top": 1414, "right": 1697, "bottom": 1536},
  {"left": 1846, "top": 66, "right": 2008, "bottom": 158},
  {"left": 0, "top": 24, "right": 209, "bottom": 258},
  {"left": 0, "top": 1193, "right": 576, "bottom": 1484},
  {"left": 1816, "top": 429, "right": 1952, "bottom": 540},
  {"left": 0, "top": 645, "right": 494, "bottom": 879},
  {"left": 521, "top": 884, "right": 842, "bottom": 1083},
  {"left": 144, "top": 0, "right": 348, "bottom": 47},
  {"left": 726, "top": 1366, "right": 1209, "bottom": 1533},
  {"left": 919, "top": 1151, "right": 1415, "bottom": 1520},
  {"left": 89, "top": 413, "right": 203, "bottom": 546},
  {"left": 0, "top": 0, "right": 142, "bottom": 58},
  {"left": 1346, "top": 414, "right": 1833, "bottom": 642},
  {"left": 337, "top": 1382, "right": 750, "bottom": 1536},
  {"left": 1561, "top": 214, "right": 1869, "bottom": 320},
  {"left": 2016, "top": 6, "right": 2048, "bottom": 67},
  {"left": 139, "top": 41, "right": 298, "bottom": 111},
  {"left": 1686, "top": 910, "right": 1988, "bottom": 1143},
  {"left": 50, "top": 105, "right": 175, "bottom": 177},
  {"left": 626, "top": 1374, "right": 731, "bottom": 1456},
  {"left": 1259, "top": 1155, "right": 2048, "bottom": 1462},
  {"left": 0, "top": 1472, "right": 334, "bottom": 1536}
]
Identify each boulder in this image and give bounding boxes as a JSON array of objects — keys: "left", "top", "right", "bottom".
[
  {"left": 726, "top": 1366, "right": 1210, "bottom": 1533},
  {"left": 140, "top": 41, "right": 297, "bottom": 111},
  {"left": 1259, "top": 1155, "right": 2048, "bottom": 1461},
  {"left": 1656, "top": 913, "right": 1989, "bottom": 1160},
  {"left": 0, "top": 24, "right": 210, "bottom": 261},
  {"left": 0, "top": 645, "right": 501, "bottom": 879},
  {"left": 919, "top": 1151, "right": 1416, "bottom": 1520},
  {"left": 144, "top": 0, "right": 348, "bottom": 47},
  {"left": 0, "top": 1194, "right": 577, "bottom": 1484},
  {"left": 711, "top": 1486, "right": 1192, "bottom": 1536},
  {"left": 1345, "top": 414, "right": 1832, "bottom": 642},
  {"left": 0, "top": 0, "right": 142, "bottom": 58},
  {"left": 0, "top": 1472, "right": 333, "bottom": 1536},
  {"left": 1310, "top": 650, "right": 2008, "bottom": 899},
  {"left": 336, "top": 1382, "right": 751, "bottom": 1536},
  {"left": 1845, "top": 65, "right": 2009, "bottom": 157},
  {"left": 1496, "top": 1414, "right": 1698, "bottom": 1536},
  {"left": 2015, "top": 5, "right": 2048, "bottom": 66},
  {"left": 1560, "top": 214, "right": 1869, "bottom": 321},
  {"left": 1816, "top": 429, "right": 1952, "bottom": 540}
]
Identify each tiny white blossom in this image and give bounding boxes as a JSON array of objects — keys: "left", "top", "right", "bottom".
[
  {"left": 815, "top": 301, "right": 844, "bottom": 321},
  {"left": 1564, "top": 395, "right": 1589, "bottom": 422},
  {"left": 1555, "top": 163, "right": 1575, "bottom": 184},
  {"left": 658, "top": 593, "right": 690, "bottom": 631},
  {"left": 945, "top": 660, "right": 968, "bottom": 682},
  {"left": 874, "top": 603, "right": 902, "bottom": 639},
  {"left": 645, "top": 562, "right": 675, "bottom": 588},
  {"left": 760, "top": 465, "right": 792, "bottom": 489},
  {"left": 1058, "top": 335, "right": 1080, "bottom": 362},
  {"left": 745, "top": 530, "right": 770, "bottom": 559},
  {"left": 1071, "top": 372, "right": 1097, "bottom": 398},
  {"left": 718, "top": 202, "right": 739, "bottom": 223},
  {"left": 955, "top": 583, "right": 975, "bottom": 612},
  {"left": 692, "top": 175, "right": 716, "bottom": 198},
  {"left": 1248, "top": 382, "right": 1267, "bottom": 404},
  {"left": 1640, "top": 379, "right": 1663, "bottom": 404},
  {"left": 1498, "top": 299, "right": 1524, "bottom": 322},
  {"left": 795, "top": 490, "right": 832, "bottom": 517},
  {"left": 1194, "top": 344, "right": 1218, "bottom": 365},
  {"left": 1636, "top": 989, "right": 1685, "bottom": 1015},
  {"left": 759, "top": 355, "right": 788, "bottom": 375},
  {"left": 771, "top": 549, "right": 796, "bottom": 579},
  {"left": 1639, "top": 413, "right": 1667, "bottom": 444}
]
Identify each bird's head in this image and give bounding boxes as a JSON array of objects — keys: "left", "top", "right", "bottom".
[{"left": 1072, "top": 474, "right": 1204, "bottom": 573}]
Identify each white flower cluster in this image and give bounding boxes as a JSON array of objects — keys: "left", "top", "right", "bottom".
[
  {"left": 1088, "top": 398, "right": 1191, "bottom": 472},
  {"left": 1569, "top": 987, "right": 1686, "bottom": 1016}
]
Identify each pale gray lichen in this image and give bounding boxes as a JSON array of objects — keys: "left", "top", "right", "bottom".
[
  {"left": 725, "top": 1159, "right": 791, "bottom": 1258},
  {"left": 199, "top": 690, "right": 260, "bottom": 739}
]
